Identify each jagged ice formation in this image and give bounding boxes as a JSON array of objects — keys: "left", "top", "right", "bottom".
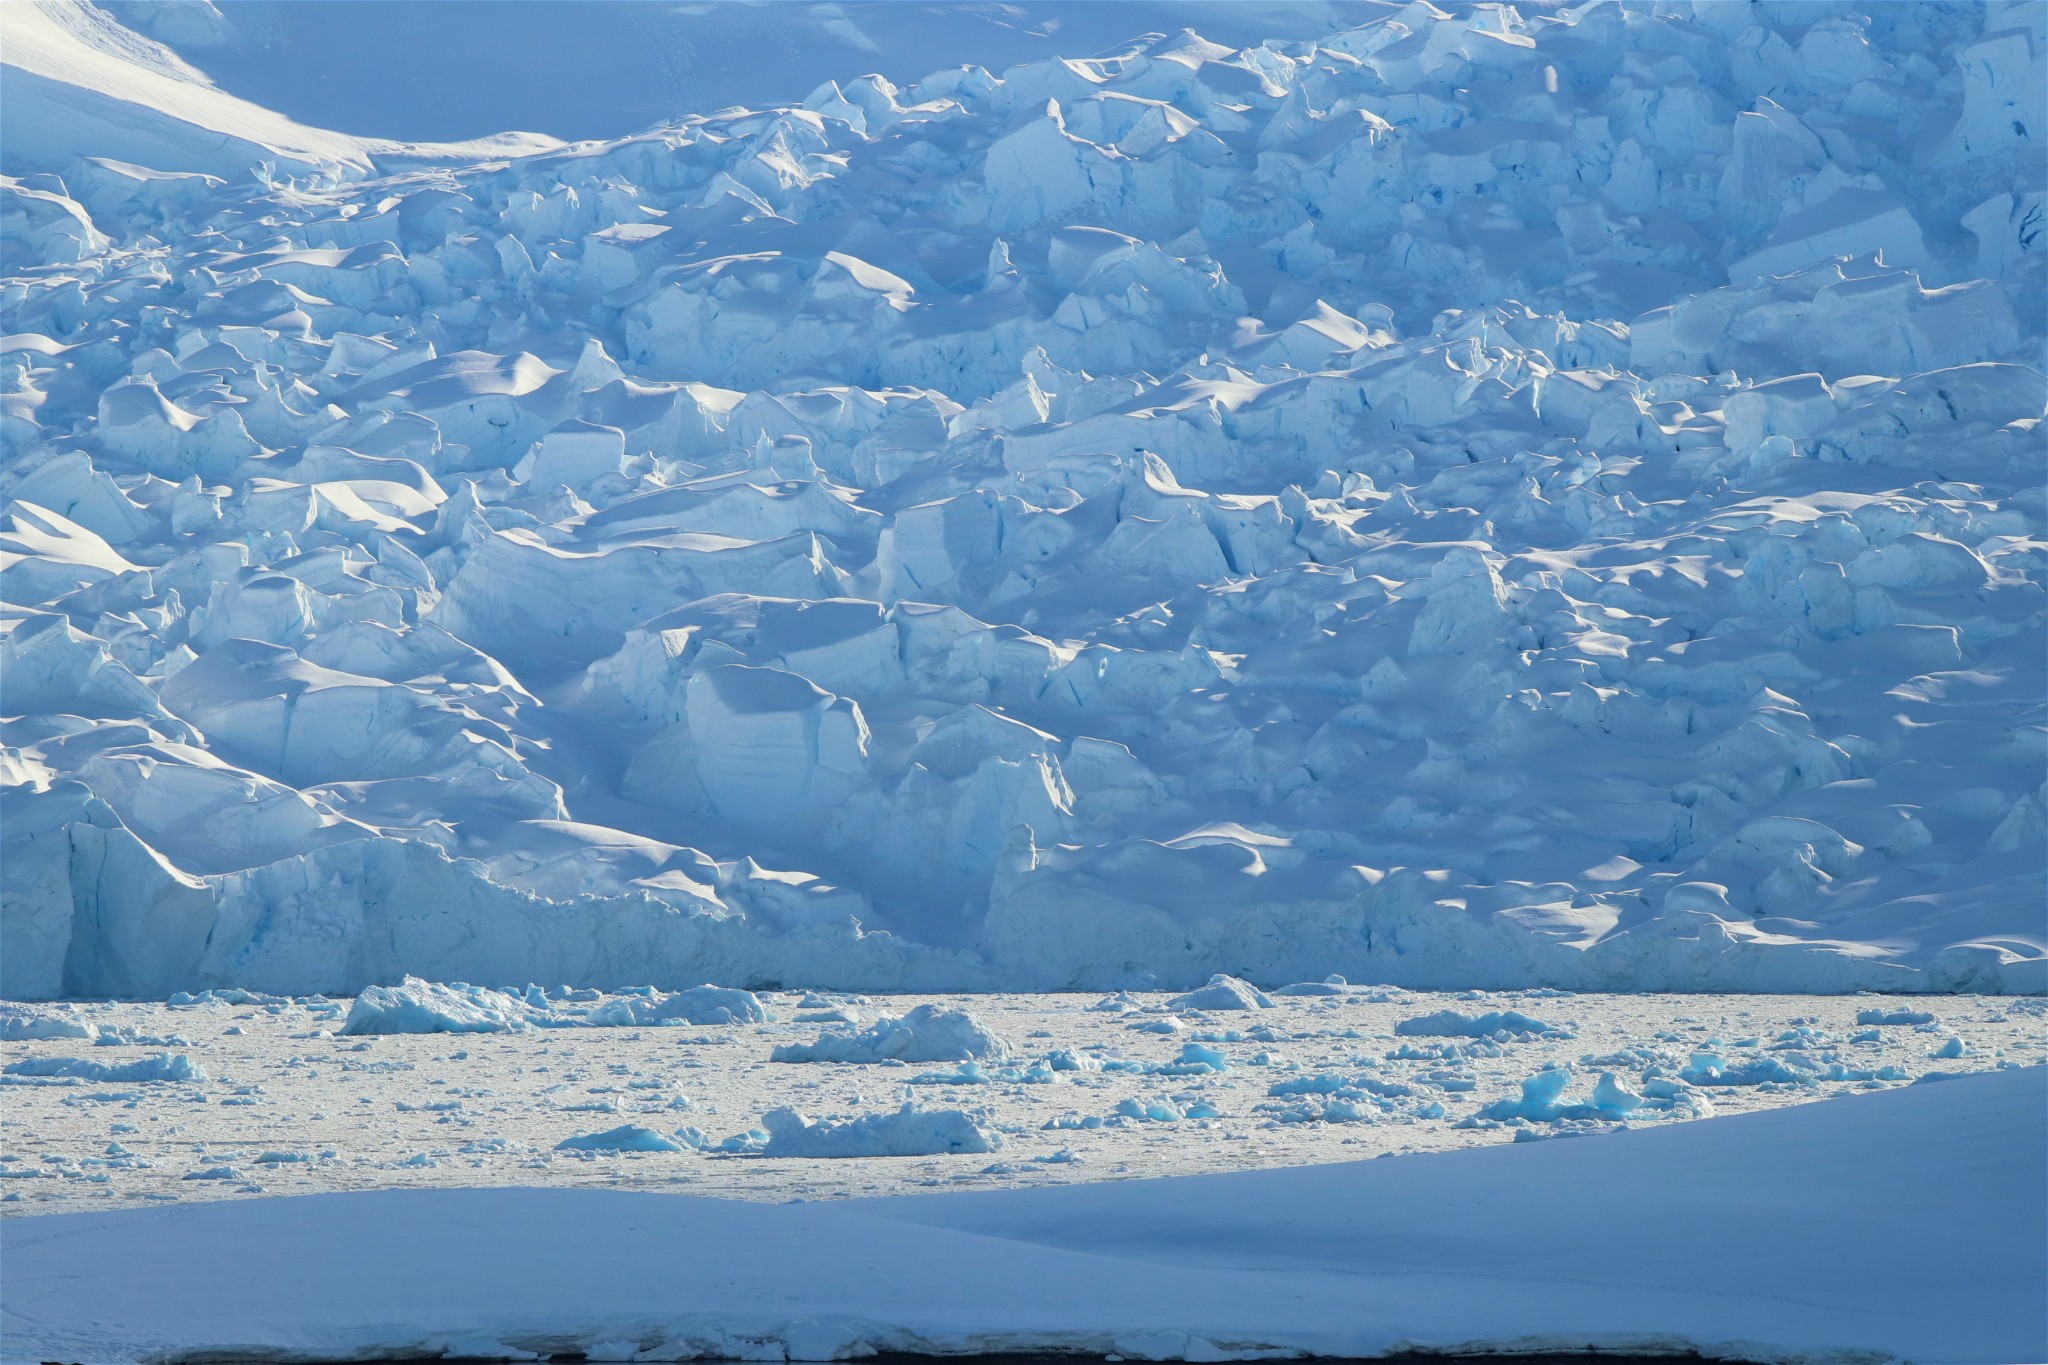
[{"left": 2, "top": 0, "right": 2044, "bottom": 998}]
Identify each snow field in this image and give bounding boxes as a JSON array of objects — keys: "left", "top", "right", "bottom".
[
  {"left": 1, "top": 985, "right": 2036, "bottom": 1213},
  {"left": 4, "top": 1067, "right": 2042, "bottom": 1365}
]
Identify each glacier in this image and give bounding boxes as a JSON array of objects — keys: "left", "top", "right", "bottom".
[{"left": 2, "top": 0, "right": 2044, "bottom": 1000}]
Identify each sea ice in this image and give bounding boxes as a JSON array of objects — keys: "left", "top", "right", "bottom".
[{"left": 0, "top": 986, "right": 2034, "bottom": 1212}]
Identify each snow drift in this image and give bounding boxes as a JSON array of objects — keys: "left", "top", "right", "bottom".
[
  {"left": 3, "top": 1066, "right": 2040, "bottom": 1362},
  {"left": 1, "top": 1, "right": 2044, "bottom": 999}
]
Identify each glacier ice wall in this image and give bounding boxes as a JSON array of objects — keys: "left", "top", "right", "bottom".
[{"left": 3, "top": 0, "right": 2044, "bottom": 998}]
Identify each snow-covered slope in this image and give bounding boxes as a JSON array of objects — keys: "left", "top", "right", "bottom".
[
  {"left": 96, "top": 0, "right": 1399, "bottom": 145},
  {"left": 2, "top": 1, "right": 2044, "bottom": 998},
  {"left": 5, "top": 1067, "right": 2042, "bottom": 1362},
  {"left": 0, "top": 1, "right": 561, "bottom": 179}
]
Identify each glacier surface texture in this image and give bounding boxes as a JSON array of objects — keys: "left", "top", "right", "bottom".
[{"left": 2, "top": 0, "right": 2044, "bottom": 999}]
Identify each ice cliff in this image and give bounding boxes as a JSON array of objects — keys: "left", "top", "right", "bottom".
[{"left": 2, "top": 0, "right": 2044, "bottom": 998}]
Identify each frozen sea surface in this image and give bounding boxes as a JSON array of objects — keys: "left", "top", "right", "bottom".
[{"left": 1, "top": 985, "right": 2035, "bottom": 1211}]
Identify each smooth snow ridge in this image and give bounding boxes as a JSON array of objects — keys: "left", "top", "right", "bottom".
[
  {"left": 0, "top": 0, "right": 564, "bottom": 179},
  {"left": 1, "top": 2, "right": 2044, "bottom": 999}
]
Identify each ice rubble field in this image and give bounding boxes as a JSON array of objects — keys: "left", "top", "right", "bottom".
[
  {"left": 0, "top": 982, "right": 2036, "bottom": 1211},
  {"left": 3, "top": 0, "right": 2046, "bottom": 1001}
]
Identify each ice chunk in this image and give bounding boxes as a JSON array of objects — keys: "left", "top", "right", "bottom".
[
  {"left": 1729, "top": 190, "right": 1931, "bottom": 282},
  {"left": 0, "top": 501, "right": 141, "bottom": 601},
  {"left": 0, "top": 1009, "right": 95, "bottom": 1041},
  {"left": 1172, "top": 1042, "right": 1229, "bottom": 1073},
  {"left": 758, "top": 1103, "right": 1002, "bottom": 1157},
  {"left": 1856, "top": 1007, "right": 1938, "bottom": 1027},
  {"left": 1680, "top": 1051, "right": 1811, "bottom": 1087},
  {"left": 341, "top": 979, "right": 539, "bottom": 1035},
  {"left": 1722, "top": 374, "right": 1835, "bottom": 457},
  {"left": 1116, "top": 1096, "right": 1192, "bottom": 1123},
  {"left": 1395, "top": 1010, "right": 1565, "bottom": 1039},
  {"left": 554, "top": 1125, "right": 688, "bottom": 1154},
  {"left": 517, "top": 420, "right": 627, "bottom": 492},
  {"left": 1471, "top": 1066, "right": 1585, "bottom": 1122},
  {"left": 1273, "top": 975, "right": 1353, "bottom": 997},
  {"left": 583, "top": 985, "right": 768, "bottom": 1027},
  {"left": 770, "top": 1005, "right": 1012, "bottom": 1064},
  {"left": 906, "top": 1061, "right": 993, "bottom": 1086},
  {"left": 3, "top": 1053, "right": 205, "bottom": 1083},
  {"left": 1591, "top": 1071, "right": 1644, "bottom": 1117},
  {"left": 1166, "top": 974, "right": 1274, "bottom": 1012},
  {"left": 664, "top": 665, "right": 871, "bottom": 823}
]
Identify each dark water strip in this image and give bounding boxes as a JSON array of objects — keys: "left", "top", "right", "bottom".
[{"left": 149, "top": 1351, "right": 1736, "bottom": 1365}]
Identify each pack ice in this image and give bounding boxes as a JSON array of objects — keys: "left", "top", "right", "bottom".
[{"left": 2, "top": 1, "right": 2043, "bottom": 1000}]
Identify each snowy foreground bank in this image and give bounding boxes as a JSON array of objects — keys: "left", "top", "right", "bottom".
[
  {"left": 4, "top": 1, "right": 2046, "bottom": 1000},
  {"left": 5, "top": 1067, "right": 2041, "bottom": 1364}
]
